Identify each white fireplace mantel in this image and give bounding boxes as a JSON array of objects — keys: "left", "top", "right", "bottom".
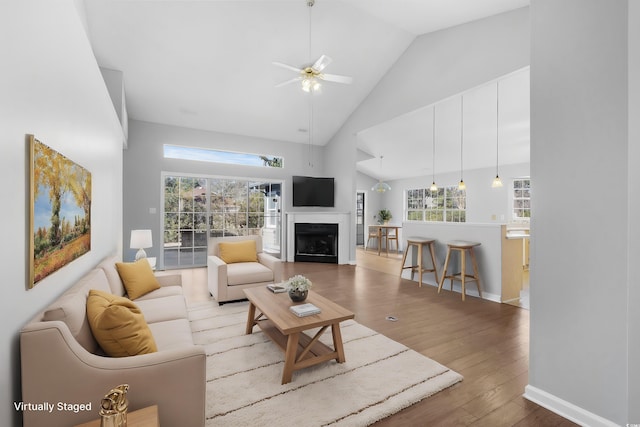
[{"left": 285, "top": 212, "right": 350, "bottom": 264}]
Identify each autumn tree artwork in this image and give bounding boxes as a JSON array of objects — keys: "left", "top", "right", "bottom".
[{"left": 29, "top": 136, "right": 91, "bottom": 288}]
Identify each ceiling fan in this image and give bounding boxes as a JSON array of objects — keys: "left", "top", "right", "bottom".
[
  {"left": 273, "top": 0, "right": 353, "bottom": 93},
  {"left": 273, "top": 54, "right": 353, "bottom": 93}
]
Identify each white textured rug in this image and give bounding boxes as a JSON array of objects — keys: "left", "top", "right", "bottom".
[{"left": 188, "top": 301, "right": 463, "bottom": 427}]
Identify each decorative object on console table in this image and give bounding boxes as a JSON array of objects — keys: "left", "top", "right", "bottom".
[
  {"left": 285, "top": 274, "right": 312, "bottom": 302},
  {"left": 99, "top": 384, "right": 128, "bottom": 427},
  {"left": 130, "top": 229, "right": 152, "bottom": 261}
]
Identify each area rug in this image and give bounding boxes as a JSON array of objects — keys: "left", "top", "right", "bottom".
[{"left": 188, "top": 301, "right": 463, "bottom": 426}]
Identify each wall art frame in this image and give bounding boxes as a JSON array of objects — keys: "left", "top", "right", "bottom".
[{"left": 28, "top": 135, "right": 91, "bottom": 288}]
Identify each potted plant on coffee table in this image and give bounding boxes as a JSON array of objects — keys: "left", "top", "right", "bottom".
[{"left": 285, "top": 274, "right": 312, "bottom": 302}]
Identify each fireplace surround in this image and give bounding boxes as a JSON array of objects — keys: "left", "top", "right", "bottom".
[{"left": 285, "top": 212, "right": 350, "bottom": 264}]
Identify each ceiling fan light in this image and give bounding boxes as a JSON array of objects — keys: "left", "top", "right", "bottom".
[{"left": 492, "top": 175, "right": 503, "bottom": 188}]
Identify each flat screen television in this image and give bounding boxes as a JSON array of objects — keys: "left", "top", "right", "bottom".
[{"left": 292, "top": 176, "right": 335, "bottom": 207}]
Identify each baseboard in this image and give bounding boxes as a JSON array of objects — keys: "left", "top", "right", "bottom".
[
  {"left": 523, "top": 385, "right": 619, "bottom": 427},
  {"left": 400, "top": 273, "right": 502, "bottom": 303}
]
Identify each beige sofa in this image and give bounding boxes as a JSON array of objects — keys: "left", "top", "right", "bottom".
[
  {"left": 20, "top": 255, "right": 205, "bottom": 427},
  {"left": 207, "top": 235, "right": 283, "bottom": 302}
]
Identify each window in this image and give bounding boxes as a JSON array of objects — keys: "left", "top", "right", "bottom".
[
  {"left": 162, "top": 174, "right": 282, "bottom": 269},
  {"left": 513, "top": 178, "right": 531, "bottom": 220},
  {"left": 406, "top": 186, "right": 466, "bottom": 223},
  {"left": 163, "top": 144, "right": 283, "bottom": 168}
]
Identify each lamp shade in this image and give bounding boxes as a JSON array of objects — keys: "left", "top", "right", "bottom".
[
  {"left": 130, "top": 229, "right": 152, "bottom": 249},
  {"left": 371, "top": 181, "right": 391, "bottom": 193},
  {"left": 130, "top": 229, "right": 152, "bottom": 261}
]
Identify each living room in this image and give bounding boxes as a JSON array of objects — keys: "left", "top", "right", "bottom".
[{"left": 2, "top": 1, "right": 640, "bottom": 427}]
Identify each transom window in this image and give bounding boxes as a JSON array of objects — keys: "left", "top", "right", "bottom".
[
  {"left": 513, "top": 178, "right": 531, "bottom": 220},
  {"left": 406, "top": 186, "right": 466, "bottom": 222},
  {"left": 163, "top": 144, "right": 283, "bottom": 168}
]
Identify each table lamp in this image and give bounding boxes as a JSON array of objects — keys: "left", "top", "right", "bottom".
[{"left": 130, "top": 229, "right": 152, "bottom": 261}]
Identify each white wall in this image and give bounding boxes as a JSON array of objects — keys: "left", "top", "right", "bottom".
[
  {"left": 124, "top": 120, "right": 332, "bottom": 262},
  {"left": 528, "top": 1, "right": 631, "bottom": 425},
  {"left": 326, "top": 7, "right": 531, "bottom": 262},
  {"left": 381, "top": 162, "right": 530, "bottom": 236},
  {"left": 628, "top": 2, "right": 640, "bottom": 422},
  {"left": 0, "top": 1, "right": 124, "bottom": 426}
]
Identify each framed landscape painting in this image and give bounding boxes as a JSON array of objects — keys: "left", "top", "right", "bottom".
[{"left": 29, "top": 135, "right": 91, "bottom": 288}]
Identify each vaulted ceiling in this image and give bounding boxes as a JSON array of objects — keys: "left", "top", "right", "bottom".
[{"left": 84, "top": 0, "right": 530, "bottom": 179}]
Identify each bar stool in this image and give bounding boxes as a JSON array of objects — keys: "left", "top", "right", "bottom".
[
  {"left": 438, "top": 241, "right": 482, "bottom": 301},
  {"left": 400, "top": 237, "right": 438, "bottom": 287}
]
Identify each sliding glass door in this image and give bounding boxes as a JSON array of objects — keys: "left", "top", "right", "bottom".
[{"left": 162, "top": 174, "right": 282, "bottom": 269}]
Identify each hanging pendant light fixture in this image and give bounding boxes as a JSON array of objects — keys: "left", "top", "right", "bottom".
[
  {"left": 492, "top": 80, "right": 503, "bottom": 188},
  {"left": 371, "top": 155, "right": 391, "bottom": 193},
  {"left": 458, "top": 96, "right": 466, "bottom": 191},
  {"left": 430, "top": 105, "right": 438, "bottom": 192}
]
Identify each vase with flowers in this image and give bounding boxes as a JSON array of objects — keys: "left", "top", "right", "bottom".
[{"left": 285, "top": 274, "right": 312, "bottom": 302}]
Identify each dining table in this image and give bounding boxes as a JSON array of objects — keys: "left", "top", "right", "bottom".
[{"left": 368, "top": 224, "right": 402, "bottom": 256}]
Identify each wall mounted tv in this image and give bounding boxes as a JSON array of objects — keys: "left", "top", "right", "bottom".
[{"left": 292, "top": 176, "right": 335, "bottom": 207}]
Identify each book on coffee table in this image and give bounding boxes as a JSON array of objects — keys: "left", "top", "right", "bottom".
[
  {"left": 267, "top": 284, "right": 287, "bottom": 293},
  {"left": 289, "top": 303, "right": 321, "bottom": 317}
]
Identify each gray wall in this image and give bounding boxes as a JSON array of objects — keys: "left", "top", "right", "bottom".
[
  {"left": 0, "top": 1, "right": 124, "bottom": 426},
  {"left": 123, "top": 120, "right": 333, "bottom": 263},
  {"left": 326, "top": 7, "right": 531, "bottom": 262},
  {"left": 529, "top": 0, "right": 634, "bottom": 424}
]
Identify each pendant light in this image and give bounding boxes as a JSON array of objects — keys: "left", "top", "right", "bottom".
[
  {"left": 371, "top": 156, "right": 391, "bottom": 193},
  {"left": 430, "top": 105, "right": 438, "bottom": 192},
  {"left": 492, "top": 80, "right": 503, "bottom": 188},
  {"left": 458, "top": 96, "right": 466, "bottom": 191}
]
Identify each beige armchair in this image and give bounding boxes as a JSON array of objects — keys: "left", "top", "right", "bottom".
[{"left": 207, "top": 235, "right": 283, "bottom": 302}]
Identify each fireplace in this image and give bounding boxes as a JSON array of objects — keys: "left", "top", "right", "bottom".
[{"left": 294, "top": 223, "right": 338, "bottom": 264}]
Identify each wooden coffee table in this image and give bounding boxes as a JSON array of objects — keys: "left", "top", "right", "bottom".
[{"left": 244, "top": 287, "right": 355, "bottom": 384}]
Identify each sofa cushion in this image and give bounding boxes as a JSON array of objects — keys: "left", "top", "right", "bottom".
[
  {"left": 42, "top": 268, "right": 112, "bottom": 353},
  {"left": 86, "top": 289, "right": 157, "bottom": 357},
  {"left": 134, "top": 294, "right": 188, "bottom": 324},
  {"left": 148, "top": 318, "right": 194, "bottom": 351},
  {"left": 218, "top": 240, "right": 258, "bottom": 264},
  {"left": 115, "top": 259, "right": 160, "bottom": 299},
  {"left": 227, "top": 262, "right": 274, "bottom": 286},
  {"left": 97, "top": 255, "right": 126, "bottom": 296}
]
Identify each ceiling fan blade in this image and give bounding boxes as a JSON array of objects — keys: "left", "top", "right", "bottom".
[
  {"left": 275, "top": 77, "right": 301, "bottom": 88},
  {"left": 272, "top": 61, "right": 303, "bottom": 73},
  {"left": 321, "top": 73, "right": 353, "bottom": 84},
  {"left": 312, "top": 54, "right": 332, "bottom": 72}
]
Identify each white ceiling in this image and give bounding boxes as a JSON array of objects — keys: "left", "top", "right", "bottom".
[{"left": 83, "top": 0, "right": 530, "bottom": 179}]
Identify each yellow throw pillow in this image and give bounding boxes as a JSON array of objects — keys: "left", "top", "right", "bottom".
[
  {"left": 115, "top": 259, "right": 160, "bottom": 299},
  {"left": 218, "top": 240, "right": 258, "bottom": 264},
  {"left": 86, "top": 289, "right": 157, "bottom": 357}
]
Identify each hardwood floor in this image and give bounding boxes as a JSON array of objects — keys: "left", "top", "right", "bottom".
[{"left": 185, "top": 249, "right": 575, "bottom": 426}]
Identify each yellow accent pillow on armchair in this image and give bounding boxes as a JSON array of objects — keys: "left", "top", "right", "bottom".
[
  {"left": 86, "top": 289, "right": 157, "bottom": 357},
  {"left": 218, "top": 240, "right": 258, "bottom": 264}
]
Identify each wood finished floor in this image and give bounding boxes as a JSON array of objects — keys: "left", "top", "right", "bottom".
[{"left": 187, "top": 249, "right": 576, "bottom": 426}]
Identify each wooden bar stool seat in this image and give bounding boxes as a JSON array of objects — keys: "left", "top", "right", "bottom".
[
  {"left": 438, "top": 240, "right": 482, "bottom": 301},
  {"left": 400, "top": 237, "right": 438, "bottom": 286}
]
